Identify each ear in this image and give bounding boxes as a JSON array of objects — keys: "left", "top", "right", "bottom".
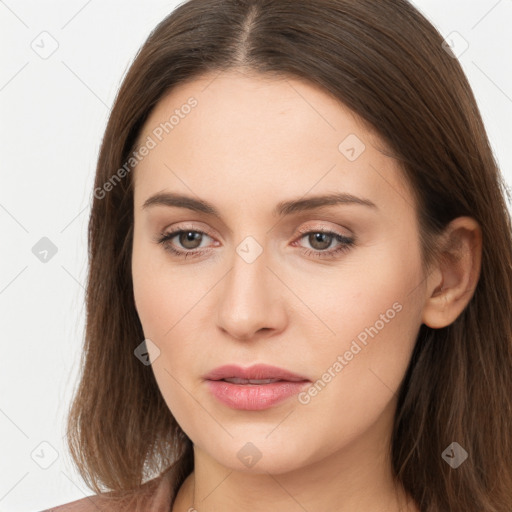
[{"left": 421, "top": 216, "right": 482, "bottom": 329}]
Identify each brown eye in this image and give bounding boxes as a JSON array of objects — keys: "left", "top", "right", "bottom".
[
  {"left": 307, "top": 232, "right": 334, "bottom": 251},
  {"left": 155, "top": 226, "right": 354, "bottom": 261},
  {"left": 155, "top": 228, "right": 214, "bottom": 258},
  {"left": 294, "top": 228, "right": 355, "bottom": 259},
  {"left": 177, "top": 231, "right": 203, "bottom": 250}
]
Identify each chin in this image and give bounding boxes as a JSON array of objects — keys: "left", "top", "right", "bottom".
[{"left": 201, "top": 434, "right": 319, "bottom": 475}]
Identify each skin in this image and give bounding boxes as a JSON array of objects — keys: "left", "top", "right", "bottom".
[{"left": 131, "top": 68, "right": 481, "bottom": 512}]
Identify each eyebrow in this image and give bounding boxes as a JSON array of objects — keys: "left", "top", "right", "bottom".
[{"left": 142, "top": 191, "right": 378, "bottom": 216}]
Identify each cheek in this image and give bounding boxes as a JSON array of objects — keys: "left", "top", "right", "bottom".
[
  {"left": 300, "top": 250, "right": 423, "bottom": 416},
  {"left": 132, "top": 238, "right": 176, "bottom": 338},
  {"left": 132, "top": 246, "right": 198, "bottom": 423},
  {"left": 291, "top": 288, "right": 421, "bottom": 460},
  {"left": 132, "top": 272, "right": 166, "bottom": 337},
  {"left": 131, "top": 240, "right": 206, "bottom": 386}
]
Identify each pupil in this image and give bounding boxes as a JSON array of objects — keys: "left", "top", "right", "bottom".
[
  {"left": 310, "top": 233, "right": 331, "bottom": 250},
  {"left": 181, "top": 231, "right": 201, "bottom": 249}
]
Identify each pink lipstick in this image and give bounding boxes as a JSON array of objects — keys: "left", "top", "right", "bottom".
[{"left": 203, "top": 364, "right": 310, "bottom": 410}]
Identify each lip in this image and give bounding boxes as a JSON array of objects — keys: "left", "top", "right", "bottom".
[
  {"left": 203, "top": 363, "right": 309, "bottom": 382},
  {"left": 203, "top": 364, "right": 311, "bottom": 410}
]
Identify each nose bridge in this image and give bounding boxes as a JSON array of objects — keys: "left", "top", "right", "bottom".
[
  {"left": 216, "top": 233, "right": 283, "bottom": 339},
  {"left": 227, "top": 234, "right": 271, "bottom": 307}
]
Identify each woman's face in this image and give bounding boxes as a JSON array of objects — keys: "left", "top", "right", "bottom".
[{"left": 131, "top": 69, "right": 427, "bottom": 474}]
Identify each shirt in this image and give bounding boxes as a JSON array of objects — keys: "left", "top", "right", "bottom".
[{"left": 39, "top": 468, "right": 175, "bottom": 512}]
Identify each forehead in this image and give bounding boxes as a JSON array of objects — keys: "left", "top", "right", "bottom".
[
  {"left": 135, "top": 68, "right": 373, "bottom": 156},
  {"left": 132, "top": 69, "right": 414, "bottom": 220}
]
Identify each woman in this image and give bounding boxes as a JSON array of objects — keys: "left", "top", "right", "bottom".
[{"left": 44, "top": 0, "right": 512, "bottom": 511}]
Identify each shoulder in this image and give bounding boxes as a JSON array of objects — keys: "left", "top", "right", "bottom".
[
  {"left": 40, "top": 470, "right": 174, "bottom": 512},
  {"left": 39, "top": 494, "right": 103, "bottom": 511}
]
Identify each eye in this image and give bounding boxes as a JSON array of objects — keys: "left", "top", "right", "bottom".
[
  {"left": 154, "top": 225, "right": 355, "bottom": 260},
  {"left": 293, "top": 227, "right": 355, "bottom": 259},
  {"left": 154, "top": 227, "right": 215, "bottom": 259}
]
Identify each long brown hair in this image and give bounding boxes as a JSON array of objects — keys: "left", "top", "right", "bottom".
[{"left": 66, "top": 1, "right": 512, "bottom": 510}]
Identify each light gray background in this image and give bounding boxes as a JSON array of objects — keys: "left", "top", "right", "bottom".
[{"left": 1, "top": 1, "right": 511, "bottom": 511}]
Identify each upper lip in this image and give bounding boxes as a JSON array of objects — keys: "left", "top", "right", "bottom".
[{"left": 203, "top": 364, "right": 310, "bottom": 382}]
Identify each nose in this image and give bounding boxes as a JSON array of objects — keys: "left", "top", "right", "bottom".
[{"left": 215, "top": 241, "right": 287, "bottom": 342}]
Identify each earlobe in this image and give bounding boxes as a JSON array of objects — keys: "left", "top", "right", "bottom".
[{"left": 421, "top": 216, "right": 482, "bottom": 329}]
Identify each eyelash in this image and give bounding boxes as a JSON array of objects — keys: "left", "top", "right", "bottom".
[{"left": 154, "top": 225, "right": 355, "bottom": 260}]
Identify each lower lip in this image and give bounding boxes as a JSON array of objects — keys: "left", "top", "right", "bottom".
[{"left": 205, "top": 379, "right": 310, "bottom": 410}]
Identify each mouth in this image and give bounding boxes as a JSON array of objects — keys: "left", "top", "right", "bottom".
[
  {"left": 219, "top": 378, "right": 298, "bottom": 384},
  {"left": 203, "top": 364, "right": 311, "bottom": 410},
  {"left": 203, "top": 363, "right": 310, "bottom": 383}
]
